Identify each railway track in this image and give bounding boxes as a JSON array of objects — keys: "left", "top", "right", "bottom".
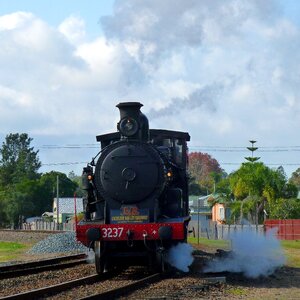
[
  {"left": 0, "top": 253, "right": 87, "bottom": 279},
  {"left": 0, "top": 252, "right": 226, "bottom": 300},
  {"left": 0, "top": 274, "right": 101, "bottom": 300},
  {"left": 0, "top": 270, "right": 163, "bottom": 300},
  {"left": 79, "top": 272, "right": 162, "bottom": 300}
]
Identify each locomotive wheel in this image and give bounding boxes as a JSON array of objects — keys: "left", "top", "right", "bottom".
[{"left": 94, "top": 241, "right": 105, "bottom": 274}]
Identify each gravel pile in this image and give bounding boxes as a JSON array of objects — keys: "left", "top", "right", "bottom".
[{"left": 27, "top": 232, "right": 88, "bottom": 254}]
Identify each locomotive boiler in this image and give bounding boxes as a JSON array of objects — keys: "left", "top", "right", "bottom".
[{"left": 76, "top": 102, "right": 190, "bottom": 273}]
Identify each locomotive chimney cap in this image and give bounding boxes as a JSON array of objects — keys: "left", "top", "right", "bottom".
[{"left": 116, "top": 102, "right": 143, "bottom": 108}]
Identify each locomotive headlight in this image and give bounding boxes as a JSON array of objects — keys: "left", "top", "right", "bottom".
[{"left": 119, "top": 117, "right": 139, "bottom": 137}]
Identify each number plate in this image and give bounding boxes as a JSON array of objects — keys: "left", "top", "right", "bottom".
[{"left": 101, "top": 227, "right": 124, "bottom": 239}]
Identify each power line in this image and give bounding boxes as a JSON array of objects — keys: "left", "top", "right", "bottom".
[
  {"left": 189, "top": 148, "right": 300, "bottom": 152},
  {"left": 36, "top": 143, "right": 300, "bottom": 149},
  {"left": 40, "top": 145, "right": 99, "bottom": 149},
  {"left": 190, "top": 145, "right": 300, "bottom": 148},
  {"left": 40, "top": 161, "right": 300, "bottom": 167},
  {"left": 36, "top": 144, "right": 300, "bottom": 153},
  {"left": 221, "top": 162, "right": 300, "bottom": 166},
  {"left": 41, "top": 162, "right": 88, "bottom": 166}
]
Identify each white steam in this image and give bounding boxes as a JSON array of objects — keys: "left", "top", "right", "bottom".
[
  {"left": 166, "top": 243, "right": 194, "bottom": 272},
  {"left": 86, "top": 249, "right": 95, "bottom": 264},
  {"left": 204, "top": 229, "right": 286, "bottom": 278}
]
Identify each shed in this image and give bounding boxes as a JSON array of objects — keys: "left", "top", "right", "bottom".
[
  {"left": 209, "top": 194, "right": 231, "bottom": 224},
  {"left": 189, "top": 195, "right": 212, "bottom": 233}
]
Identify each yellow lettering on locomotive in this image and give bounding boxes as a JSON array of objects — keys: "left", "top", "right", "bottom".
[{"left": 122, "top": 206, "right": 140, "bottom": 216}]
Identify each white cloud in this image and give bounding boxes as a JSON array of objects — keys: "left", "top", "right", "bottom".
[
  {"left": 1, "top": 1, "right": 300, "bottom": 177},
  {"left": 0, "top": 86, "right": 32, "bottom": 107},
  {"left": 0, "top": 11, "right": 32, "bottom": 31},
  {"left": 59, "top": 15, "right": 86, "bottom": 45},
  {"left": 0, "top": 12, "right": 141, "bottom": 138}
]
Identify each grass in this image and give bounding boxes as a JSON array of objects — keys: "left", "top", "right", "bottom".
[
  {"left": 280, "top": 240, "right": 300, "bottom": 268},
  {"left": 188, "top": 236, "right": 230, "bottom": 250},
  {"left": 281, "top": 240, "right": 300, "bottom": 249},
  {"left": 227, "top": 288, "right": 247, "bottom": 296},
  {"left": 0, "top": 241, "right": 31, "bottom": 263}
]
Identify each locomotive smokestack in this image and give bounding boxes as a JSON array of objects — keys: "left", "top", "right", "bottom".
[{"left": 116, "top": 102, "right": 149, "bottom": 141}]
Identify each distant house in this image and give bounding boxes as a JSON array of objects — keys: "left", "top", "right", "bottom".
[
  {"left": 189, "top": 195, "right": 212, "bottom": 232},
  {"left": 53, "top": 197, "right": 83, "bottom": 223},
  {"left": 189, "top": 195, "right": 212, "bottom": 214},
  {"left": 209, "top": 194, "right": 231, "bottom": 224}
]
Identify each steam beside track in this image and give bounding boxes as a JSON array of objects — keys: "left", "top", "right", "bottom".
[
  {"left": 166, "top": 243, "right": 194, "bottom": 272},
  {"left": 203, "top": 228, "right": 286, "bottom": 278}
]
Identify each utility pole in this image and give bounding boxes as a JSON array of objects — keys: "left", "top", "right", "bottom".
[
  {"left": 56, "top": 175, "right": 59, "bottom": 230},
  {"left": 245, "top": 140, "right": 260, "bottom": 228}
]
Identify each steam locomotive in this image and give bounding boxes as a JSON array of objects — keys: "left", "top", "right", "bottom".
[{"left": 76, "top": 102, "right": 190, "bottom": 273}]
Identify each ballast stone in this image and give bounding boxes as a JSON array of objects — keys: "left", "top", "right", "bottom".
[{"left": 27, "top": 232, "right": 88, "bottom": 254}]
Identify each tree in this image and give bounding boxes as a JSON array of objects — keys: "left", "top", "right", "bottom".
[
  {"left": 215, "top": 176, "right": 231, "bottom": 198},
  {"left": 268, "top": 198, "right": 300, "bottom": 219},
  {"left": 0, "top": 133, "right": 41, "bottom": 186},
  {"left": 188, "top": 175, "right": 204, "bottom": 195},
  {"left": 0, "top": 133, "right": 41, "bottom": 224},
  {"left": 229, "top": 162, "right": 297, "bottom": 223},
  {"left": 188, "top": 152, "right": 223, "bottom": 194},
  {"left": 289, "top": 167, "right": 300, "bottom": 190},
  {"left": 68, "top": 171, "right": 84, "bottom": 197},
  {"left": 37, "top": 171, "right": 78, "bottom": 214},
  {"left": 2, "top": 179, "right": 39, "bottom": 224}
]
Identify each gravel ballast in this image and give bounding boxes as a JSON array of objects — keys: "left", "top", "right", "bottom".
[
  {"left": 0, "top": 230, "right": 89, "bottom": 265},
  {"left": 27, "top": 232, "right": 88, "bottom": 254}
]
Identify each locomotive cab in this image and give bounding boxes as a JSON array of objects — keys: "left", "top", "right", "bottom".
[{"left": 77, "top": 102, "right": 190, "bottom": 273}]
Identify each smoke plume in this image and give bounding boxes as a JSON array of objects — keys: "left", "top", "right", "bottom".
[
  {"left": 148, "top": 83, "right": 223, "bottom": 119},
  {"left": 166, "top": 243, "right": 194, "bottom": 272},
  {"left": 204, "top": 229, "right": 286, "bottom": 278}
]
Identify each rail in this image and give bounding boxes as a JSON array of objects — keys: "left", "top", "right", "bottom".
[
  {"left": 0, "top": 271, "right": 162, "bottom": 300},
  {"left": 0, "top": 253, "right": 87, "bottom": 279}
]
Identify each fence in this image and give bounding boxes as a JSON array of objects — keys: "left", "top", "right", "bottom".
[
  {"left": 22, "top": 221, "right": 76, "bottom": 231},
  {"left": 22, "top": 219, "right": 299, "bottom": 240},
  {"left": 264, "top": 219, "right": 300, "bottom": 240},
  {"left": 188, "top": 220, "right": 264, "bottom": 240}
]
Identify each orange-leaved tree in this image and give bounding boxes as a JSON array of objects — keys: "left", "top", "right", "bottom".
[{"left": 188, "top": 152, "right": 223, "bottom": 193}]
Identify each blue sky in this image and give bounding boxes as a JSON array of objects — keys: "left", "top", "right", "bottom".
[
  {"left": 1, "top": 0, "right": 300, "bottom": 178},
  {"left": 0, "top": 0, "right": 114, "bottom": 37}
]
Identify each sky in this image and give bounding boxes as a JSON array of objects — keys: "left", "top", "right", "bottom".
[{"left": 0, "top": 0, "right": 300, "bottom": 178}]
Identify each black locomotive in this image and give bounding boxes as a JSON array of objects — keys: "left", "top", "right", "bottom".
[{"left": 76, "top": 102, "right": 190, "bottom": 273}]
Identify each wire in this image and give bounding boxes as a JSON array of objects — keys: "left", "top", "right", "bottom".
[
  {"left": 36, "top": 144, "right": 300, "bottom": 168},
  {"left": 36, "top": 143, "right": 300, "bottom": 152},
  {"left": 40, "top": 161, "right": 300, "bottom": 167},
  {"left": 41, "top": 162, "right": 88, "bottom": 166},
  {"left": 221, "top": 162, "right": 300, "bottom": 166},
  {"left": 189, "top": 147, "right": 300, "bottom": 152},
  {"left": 40, "top": 146, "right": 99, "bottom": 149}
]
